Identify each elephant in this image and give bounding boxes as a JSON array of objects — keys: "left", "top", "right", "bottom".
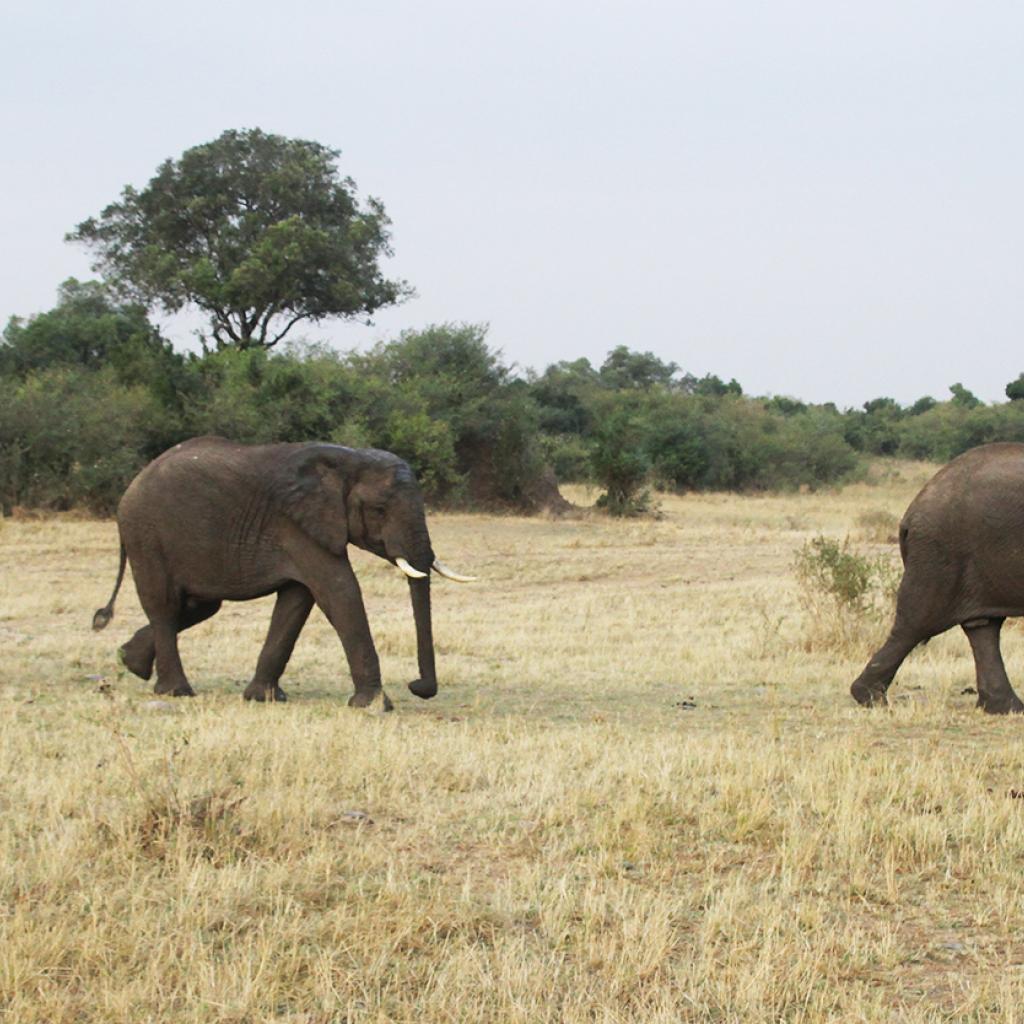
[
  {"left": 850, "top": 442, "right": 1024, "bottom": 714},
  {"left": 92, "top": 436, "right": 475, "bottom": 708}
]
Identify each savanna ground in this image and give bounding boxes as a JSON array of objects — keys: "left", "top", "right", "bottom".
[{"left": 5, "top": 463, "right": 1024, "bottom": 1023}]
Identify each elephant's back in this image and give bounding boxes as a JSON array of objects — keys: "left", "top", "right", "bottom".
[
  {"left": 901, "top": 443, "right": 1024, "bottom": 601},
  {"left": 118, "top": 437, "right": 300, "bottom": 536},
  {"left": 904, "top": 443, "right": 1024, "bottom": 531},
  {"left": 123, "top": 438, "right": 302, "bottom": 503}
]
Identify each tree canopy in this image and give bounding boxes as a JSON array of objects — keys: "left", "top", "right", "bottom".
[
  {"left": 68, "top": 128, "right": 410, "bottom": 350},
  {"left": 599, "top": 345, "right": 680, "bottom": 390},
  {"left": 1006, "top": 374, "right": 1024, "bottom": 402},
  {"left": 949, "top": 382, "right": 982, "bottom": 409}
]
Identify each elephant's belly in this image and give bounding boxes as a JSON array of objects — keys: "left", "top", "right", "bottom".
[
  {"left": 163, "top": 539, "right": 290, "bottom": 602},
  {"left": 962, "top": 547, "right": 1024, "bottom": 616},
  {"left": 190, "top": 578, "right": 288, "bottom": 602}
]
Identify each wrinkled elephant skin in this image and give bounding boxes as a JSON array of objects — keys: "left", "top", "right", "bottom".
[
  {"left": 851, "top": 443, "right": 1024, "bottom": 714},
  {"left": 92, "top": 437, "right": 471, "bottom": 706}
]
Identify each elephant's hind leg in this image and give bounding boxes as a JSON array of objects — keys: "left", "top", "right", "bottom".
[
  {"left": 963, "top": 618, "right": 1024, "bottom": 715},
  {"left": 118, "top": 598, "right": 222, "bottom": 682},
  {"left": 850, "top": 626, "right": 925, "bottom": 707},
  {"left": 138, "top": 594, "right": 217, "bottom": 698},
  {"left": 149, "top": 619, "right": 193, "bottom": 697},
  {"left": 119, "top": 627, "right": 156, "bottom": 680},
  {"left": 244, "top": 583, "right": 314, "bottom": 702}
]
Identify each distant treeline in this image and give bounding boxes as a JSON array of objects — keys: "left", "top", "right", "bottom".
[{"left": 4, "top": 279, "right": 1024, "bottom": 515}]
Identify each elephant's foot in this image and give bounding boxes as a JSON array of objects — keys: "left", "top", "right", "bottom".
[
  {"left": 978, "top": 691, "right": 1024, "bottom": 715},
  {"left": 348, "top": 687, "right": 393, "bottom": 712},
  {"left": 850, "top": 680, "right": 888, "bottom": 707},
  {"left": 243, "top": 680, "right": 288, "bottom": 703},
  {"left": 408, "top": 678, "right": 437, "bottom": 700},
  {"left": 119, "top": 640, "right": 154, "bottom": 681},
  {"left": 153, "top": 678, "right": 196, "bottom": 698}
]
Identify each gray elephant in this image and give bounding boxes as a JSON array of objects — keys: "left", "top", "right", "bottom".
[
  {"left": 851, "top": 442, "right": 1024, "bottom": 714},
  {"left": 92, "top": 436, "right": 475, "bottom": 708}
]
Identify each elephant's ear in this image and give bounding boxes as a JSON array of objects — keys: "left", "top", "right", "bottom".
[{"left": 279, "top": 446, "right": 351, "bottom": 555}]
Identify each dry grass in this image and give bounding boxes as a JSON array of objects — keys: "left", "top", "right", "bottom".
[
  {"left": 4, "top": 460, "right": 1024, "bottom": 1022},
  {"left": 854, "top": 507, "right": 902, "bottom": 545}
]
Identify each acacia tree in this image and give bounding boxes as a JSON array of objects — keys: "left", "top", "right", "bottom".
[{"left": 68, "top": 128, "right": 410, "bottom": 350}]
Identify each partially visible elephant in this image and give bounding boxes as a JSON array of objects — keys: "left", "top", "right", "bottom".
[
  {"left": 851, "top": 442, "right": 1024, "bottom": 714},
  {"left": 92, "top": 437, "right": 475, "bottom": 708}
]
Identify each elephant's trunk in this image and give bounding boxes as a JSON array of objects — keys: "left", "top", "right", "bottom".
[{"left": 407, "top": 576, "right": 438, "bottom": 699}]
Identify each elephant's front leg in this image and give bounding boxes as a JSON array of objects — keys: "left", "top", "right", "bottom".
[
  {"left": 303, "top": 557, "right": 393, "bottom": 711},
  {"left": 244, "top": 583, "right": 315, "bottom": 702}
]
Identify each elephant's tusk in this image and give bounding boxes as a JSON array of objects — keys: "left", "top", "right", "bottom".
[
  {"left": 395, "top": 557, "right": 428, "bottom": 579},
  {"left": 432, "top": 559, "right": 477, "bottom": 583}
]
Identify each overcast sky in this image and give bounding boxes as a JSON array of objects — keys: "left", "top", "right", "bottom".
[{"left": 3, "top": 1, "right": 1022, "bottom": 407}]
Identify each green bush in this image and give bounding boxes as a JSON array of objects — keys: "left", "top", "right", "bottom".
[
  {"left": 895, "top": 402, "right": 1024, "bottom": 462},
  {"left": 348, "top": 325, "right": 545, "bottom": 505},
  {"left": 589, "top": 401, "right": 652, "bottom": 516},
  {"left": 183, "top": 347, "right": 357, "bottom": 445},
  {"left": 644, "top": 394, "right": 857, "bottom": 492},
  {"left": 0, "top": 367, "right": 177, "bottom": 513},
  {"left": 541, "top": 432, "right": 592, "bottom": 482},
  {"left": 795, "top": 536, "right": 878, "bottom": 613},
  {"left": 365, "top": 402, "right": 462, "bottom": 499},
  {"left": 29, "top": 311, "right": 1024, "bottom": 522},
  {"left": 645, "top": 398, "right": 712, "bottom": 490},
  {"left": 793, "top": 534, "right": 900, "bottom": 651}
]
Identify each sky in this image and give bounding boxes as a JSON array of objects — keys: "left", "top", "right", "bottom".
[{"left": 2, "top": 0, "right": 1022, "bottom": 408}]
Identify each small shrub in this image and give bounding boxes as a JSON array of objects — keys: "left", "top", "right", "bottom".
[
  {"left": 592, "top": 456, "right": 652, "bottom": 516},
  {"left": 594, "top": 486, "right": 656, "bottom": 518},
  {"left": 793, "top": 534, "right": 900, "bottom": 651},
  {"left": 590, "top": 404, "right": 652, "bottom": 517}
]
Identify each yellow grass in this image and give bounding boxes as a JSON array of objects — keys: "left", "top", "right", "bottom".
[{"left": 4, "top": 460, "right": 1024, "bottom": 1022}]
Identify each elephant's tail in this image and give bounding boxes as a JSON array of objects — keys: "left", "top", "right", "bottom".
[{"left": 92, "top": 544, "right": 127, "bottom": 631}]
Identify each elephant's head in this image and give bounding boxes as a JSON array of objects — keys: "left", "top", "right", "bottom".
[{"left": 283, "top": 444, "right": 475, "bottom": 699}]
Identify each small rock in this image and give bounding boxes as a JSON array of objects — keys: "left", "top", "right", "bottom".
[
  {"left": 141, "top": 700, "right": 175, "bottom": 712},
  {"left": 940, "top": 941, "right": 967, "bottom": 953},
  {"left": 674, "top": 699, "right": 698, "bottom": 710},
  {"left": 339, "top": 810, "right": 374, "bottom": 825}
]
